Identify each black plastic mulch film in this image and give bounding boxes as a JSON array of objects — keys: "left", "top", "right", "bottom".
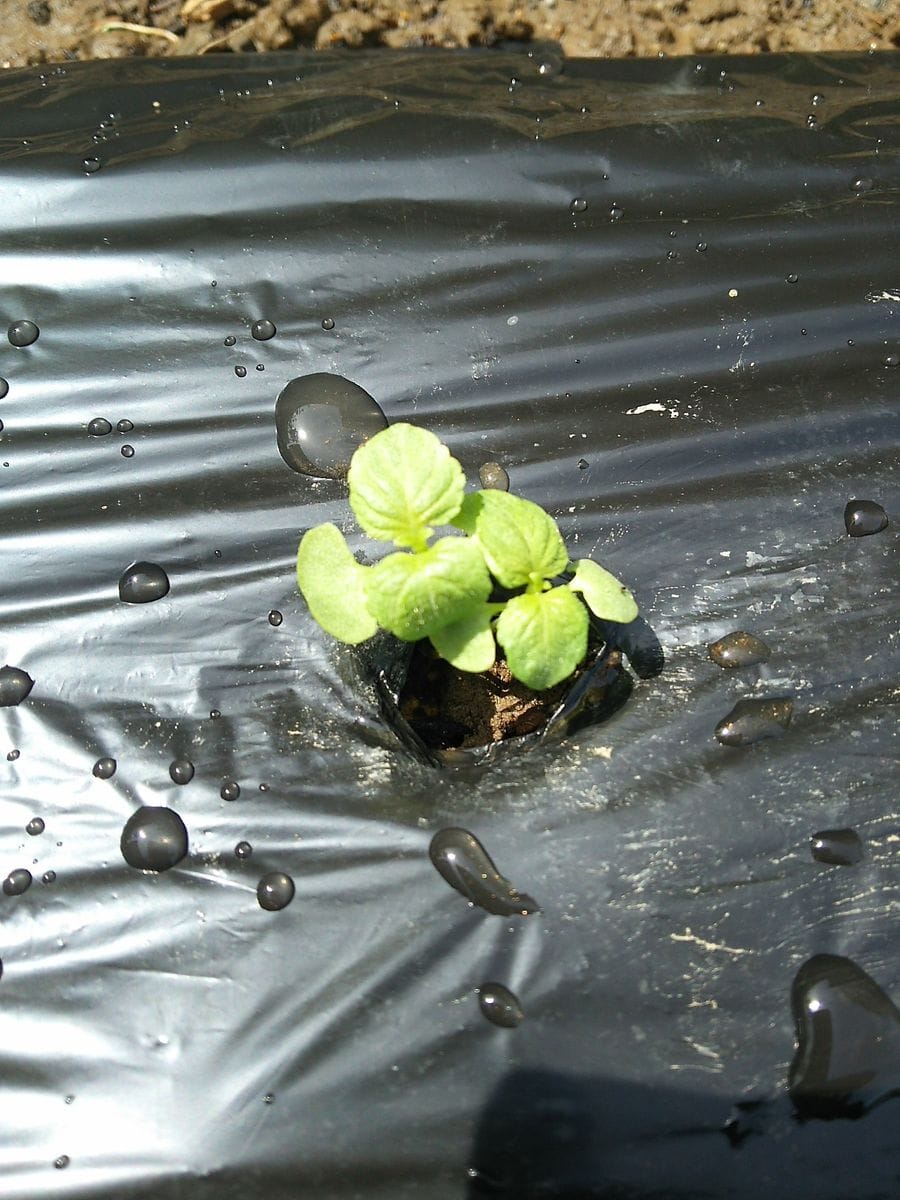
[{"left": 0, "top": 47, "right": 897, "bottom": 1200}]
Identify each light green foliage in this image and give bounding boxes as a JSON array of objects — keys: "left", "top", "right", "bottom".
[
  {"left": 495, "top": 587, "right": 589, "bottom": 690},
  {"left": 454, "top": 490, "right": 568, "bottom": 588},
  {"left": 364, "top": 537, "right": 491, "bottom": 641},
  {"left": 348, "top": 422, "right": 464, "bottom": 551},
  {"left": 568, "top": 558, "right": 639, "bottom": 624},
  {"left": 295, "top": 524, "right": 377, "bottom": 644},
  {"left": 296, "top": 422, "right": 639, "bottom": 690}
]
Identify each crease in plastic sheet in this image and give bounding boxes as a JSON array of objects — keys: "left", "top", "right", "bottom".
[{"left": 0, "top": 49, "right": 898, "bottom": 1200}]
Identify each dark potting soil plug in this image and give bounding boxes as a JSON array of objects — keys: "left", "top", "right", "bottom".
[{"left": 295, "top": 422, "right": 653, "bottom": 765}]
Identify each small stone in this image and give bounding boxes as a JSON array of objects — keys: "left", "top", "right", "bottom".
[
  {"left": 844, "top": 500, "right": 888, "bottom": 537},
  {"left": 478, "top": 462, "right": 510, "bottom": 491},
  {"left": 708, "top": 631, "right": 771, "bottom": 668}
]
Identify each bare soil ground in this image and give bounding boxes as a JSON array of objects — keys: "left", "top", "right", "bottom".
[{"left": 2, "top": 0, "right": 898, "bottom": 69}]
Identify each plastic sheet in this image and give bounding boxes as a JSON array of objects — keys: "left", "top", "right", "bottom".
[{"left": 0, "top": 48, "right": 898, "bottom": 1200}]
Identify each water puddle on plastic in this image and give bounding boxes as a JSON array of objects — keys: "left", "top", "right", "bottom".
[
  {"left": 275, "top": 373, "right": 387, "bottom": 479},
  {"left": 429, "top": 828, "right": 540, "bottom": 916}
]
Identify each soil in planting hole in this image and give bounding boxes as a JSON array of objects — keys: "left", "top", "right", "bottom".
[{"left": 398, "top": 640, "right": 608, "bottom": 750}]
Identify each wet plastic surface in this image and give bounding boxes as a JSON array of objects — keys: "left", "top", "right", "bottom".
[{"left": 0, "top": 48, "right": 898, "bottom": 1200}]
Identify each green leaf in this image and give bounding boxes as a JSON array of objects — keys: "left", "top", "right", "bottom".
[
  {"left": 296, "top": 524, "right": 378, "bottom": 644},
  {"left": 363, "top": 536, "right": 491, "bottom": 641},
  {"left": 568, "top": 558, "right": 639, "bottom": 624},
  {"left": 347, "top": 423, "right": 465, "bottom": 551},
  {"left": 453, "top": 490, "right": 568, "bottom": 588},
  {"left": 430, "top": 605, "right": 497, "bottom": 673},
  {"left": 495, "top": 586, "right": 588, "bottom": 690}
]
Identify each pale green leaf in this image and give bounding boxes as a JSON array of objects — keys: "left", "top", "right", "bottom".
[
  {"left": 296, "top": 524, "right": 377, "bottom": 644},
  {"left": 495, "top": 586, "right": 588, "bottom": 690},
  {"left": 568, "top": 558, "right": 639, "bottom": 624},
  {"left": 430, "top": 605, "right": 497, "bottom": 673},
  {"left": 453, "top": 490, "right": 568, "bottom": 588},
  {"left": 363, "top": 536, "right": 491, "bottom": 641},
  {"left": 347, "top": 423, "right": 465, "bottom": 550}
]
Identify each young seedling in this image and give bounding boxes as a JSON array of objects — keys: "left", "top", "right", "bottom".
[{"left": 296, "top": 424, "right": 639, "bottom": 691}]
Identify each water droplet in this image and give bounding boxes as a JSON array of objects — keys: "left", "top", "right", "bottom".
[
  {"left": 3, "top": 868, "right": 32, "bottom": 896},
  {"left": 696, "top": 241, "right": 707, "bottom": 252},
  {"left": 120, "top": 806, "right": 188, "bottom": 871},
  {"left": 255, "top": 363, "right": 265, "bottom": 372},
  {"left": 0, "top": 665, "right": 34, "bottom": 707},
  {"left": 789, "top": 954, "right": 900, "bottom": 1118},
  {"left": 806, "top": 114, "right": 818, "bottom": 129},
  {"left": 209, "top": 709, "right": 221, "bottom": 719},
  {"left": 121, "top": 444, "right": 134, "bottom": 458},
  {"left": 258, "top": 782, "right": 269, "bottom": 792},
  {"left": 53, "top": 1155, "right": 70, "bottom": 1170},
  {"left": 235, "top": 841, "right": 252, "bottom": 859},
  {"left": 234, "top": 365, "right": 247, "bottom": 378},
  {"left": 82, "top": 157, "right": 101, "bottom": 174},
  {"left": 478, "top": 982, "right": 524, "bottom": 1028},
  {"left": 0, "top": 378, "right": 7, "bottom": 399},
  {"left": 65, "top": 1094, "right": 74, "bottom": 1104},
  {"left": 577, "top": 458, "right": 589, "bottom": 470},
  {"left": 810, "top": 828, "right": 864, "bottom": 866},
  {"left": 714, "top": 697, "right": 793, "bottom": 746},
  {"left": 224, "top": 334, "right": 236, "bottom": 346},
  {"left": 478, "top": 462, "right": 510, "bottom": 491},
  {"left": 707, "top": 631, "right": 771, "bottom": 668},
  {"left": 116, "top": 418, "right": 133, "bottom": 434},
  {"left": 811, "top": 93, "right": 824, "bottom": 106},
  {"left": 786, "top": 273, "right": 799, "bottom": 283},
  {"left": 267, "top": 609, "right": 283, "bottom": 627},
  {"left": 884, "top": 353, "right": 899, "bottom": 368},
  {"left": 7, "top": 748, "right": 20, "bottom": 761},
  {"left": 666, "top": 249, "right": 678, "bottom": 260},
  {"left": 169, "top": 758, "right": 194, "bottom": 785},
  {"left": 221, "top": 780, "right": 240, "bottom": 801},
  {"left": 844, "top": 499, "right": 888, "bottom": 537},
  {"left": 570, "top": 197, "right": 587, "bottom": 213},
  {"left": 92, "top": 756, "right": 116, "bottom": 779},
  {"left": 42, "top": 870, "right": 56, "bottom": 884},
  {"left": 428, "top": 828, "right": 540, "bottom": 916},
  {"left": 851, "top": 176, "right": 873, "bottom": 192},
  {"left": 257, "top": 871, "right": 295, "bottom": 911},
  {"left": 535, "top": 48, "right": 564, "bottom": 77},
  {"left": 251, "top": 320, "right": 276, "bottom": 342},
  {"left": 8, "top": 320, "right": 39, "bottom": 348},
  {"left": 275, "top": 373, "right": 388, "bottom": 479},
  {"left": 88, "top": 417, "right": 112, "bottom": 436},
  {"left": 609, "top": 205, "right": 623, "bottom": 221},
  {"left": 263, "top": 1092, "right": 275, "bottom": 1104},
  {"left": 321, "top": 317, "right": 335, "bottom": 330},
  {"left": 118, "top": 561, "right": 169, "bottom": 604},
  {"left": 26, "top": 817, "right": 45, "bottom": 836}
]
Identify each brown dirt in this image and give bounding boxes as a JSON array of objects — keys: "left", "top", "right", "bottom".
[
  {"left": 2, "top": 0, "right": 898, "bottom": 70},
  {"left": 399, "top": 640, "right": 582, "bottom": 749}
]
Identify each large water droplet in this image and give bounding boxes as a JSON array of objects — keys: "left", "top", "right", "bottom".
[
  {"left": 714, "top": 697, "right": 792, "bottom": 746},
  {"left": 478, "top": 982, "right": 524, "bottom": 1027},
  {"left": 267, "top": 609, "right": 283, "bottom": 627},
  {"left": 221, "top": 780, "right": 240, "bottom": 801},
  {"left": 570, "top": 197, "right": 587, "bottom": 214},
  {"left": 257, "top": 871, "right": 294, "bottom": 910},
  {"left": 3, "top": 868, "right": 32, "bottom": 896},
  {"left": 82, "top": 157, "right": 101, "bottom": 174},
  {"left": 0, "top": 378, "right": 8, "bottom": 399},
  {"left": 223, "top": 334, "right": 236, "bottom": 347},
  {"left": 251, "top": 319, "right": 276, "bottom": 341},
  {"left": 479, "top": 462, "right": 510, "bottom": 491},
  {"left": 169, "top": 759, "right": 194, "bottom": 785},
  {"left": 120, "top": 444, "right": 134, "bottom": 458},
  {"left": 7, "top": 749, "right": 19, "bottom": 761},
  {"left": 428, "top": 828, "right": 540, "bottom": 916},
  {"left": 92, "top": 756, "right": 116, "bottom": 779},
  {"left": 8, "top": 320, "right": 39, "bottom": 347},
  {"left": 844, "top": 499, "right": 888, "bottom": 537},
  {"left": 88, "top": 417, "right": 112, "bottom": 436},
  {"left": 810, "top": 827, "right": 864, "bottom": 866},
  {"left": 53, "top": 1155, "right": 70, "bottom": 1170},
  {"left": 118, "top": 562, "right": 170, "bottom": 604},
  {"left": 26, "top": 817, "right": 45, "bottom": 836},
  {"left": 274, "top": 373, "right": 387, "bottom": 479},
  {"left": 851, "top": 176, "right": 873, "bottom": 193},
  {"left": 235, "top": 841, "right": 252, "bottom": 859},
  {"left": 116, "top": 418, "right": 133, "bottom": 434},
  {"left": 234, "top": 365, "right": 247, "bottom": 379},
  {"left": 321, "top": 317, "right": 335, "bottom": 330},
  {"left": 42, "top": 869, "right": 56, "bottom": 884},
  {"left": 0, "top": 665, "right": 34, "bottom": 707},
  {"left": 789, "top": 954, "right": 900, "bottom": 1118},
  {"left": 120, "top": 806, "right": 188, "bottom": 871},
  {"left": 708, "top": 631, "right": 771, "bottom": 668}
]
